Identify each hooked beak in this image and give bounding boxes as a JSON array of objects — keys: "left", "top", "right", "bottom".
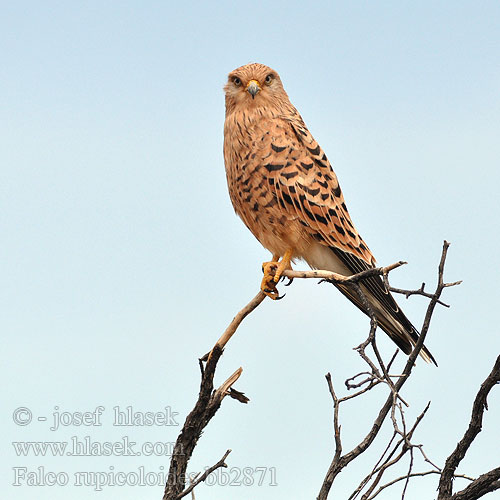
[{"left": 246, "top": 79, "right": 261, "bottom": 99}]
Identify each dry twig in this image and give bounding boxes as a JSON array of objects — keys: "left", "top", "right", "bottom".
[{"left": 176, "top": 450, "right": 232, "bottom": 499}]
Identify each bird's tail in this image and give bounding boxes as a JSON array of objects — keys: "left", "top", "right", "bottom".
[
  {"left": 305, "top": 243, "right": 437, "bottom": 365},
  {"left": 335, "top": 283, "right": 437, "bottom": 366}
]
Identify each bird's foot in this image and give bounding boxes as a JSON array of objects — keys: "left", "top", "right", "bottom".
[
  {"left": 260, "top": 250, "right": 293, "bottom": 300},
  {"left": 261, "top": 261, "right": 281, "bottom": 299}
]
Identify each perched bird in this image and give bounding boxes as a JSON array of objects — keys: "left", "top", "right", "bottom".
[{"left": 223, "top": 63, "right": 436, "bottom": 364}]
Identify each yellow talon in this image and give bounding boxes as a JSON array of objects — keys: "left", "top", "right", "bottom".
[{"left": 260, "top": 250, "right": 293, "bottom": 300}]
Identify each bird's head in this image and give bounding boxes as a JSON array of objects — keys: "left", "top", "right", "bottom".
[{"left": 224, "top": 63, "right": 289, "bottom": 114}]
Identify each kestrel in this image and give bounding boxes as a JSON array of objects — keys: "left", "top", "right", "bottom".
[{"left": 223, "top": 63, "right": 436, "bottom": 364}]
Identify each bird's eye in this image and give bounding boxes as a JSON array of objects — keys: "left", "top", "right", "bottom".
[
  {"left": 265, "top": 74, "right": 274, "bottom": 85},
  {"left": 233, "top": 77, "right": 242, "bottom": 86}
]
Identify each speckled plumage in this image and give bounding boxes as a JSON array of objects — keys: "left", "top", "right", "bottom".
[{"left": 223, "top": 63, "right": 435, "bottom": 364}]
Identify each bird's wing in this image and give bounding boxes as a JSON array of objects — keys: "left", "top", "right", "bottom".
[
  {"left": 256, "top": 115, "right": 374, "bottom": 263},
  {"left": 258, "top": 115, "right": 375, "bottom": 265},
  {"left": 262, "top": 116, "right": 393, "bottom": 307},
  {"left": 256, "top": 115, "right": 435, "bottom": 363}
]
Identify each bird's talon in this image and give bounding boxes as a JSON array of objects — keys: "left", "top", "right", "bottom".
[
  {"left": 275, "top": 293, "right": 286, "bottom": 300},
  {"left": 263, "top": 288, "right": 279, "bottom": 300},
  {"left": 260, "top": 251, "right": 293, "bottom": 300},
  {"left": 284, "top": 277, "right": 294, "bottom": 286}
]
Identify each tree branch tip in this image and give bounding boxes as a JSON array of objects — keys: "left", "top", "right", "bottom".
[
  {"left": 445, "top": 280, "right": 463, "bottom": 287},
  {"left": 222, "top": 366, "right": 243, "bottom": 387},
  {"left": 382, "top": 261, "right": 407, "bottom": 274}
]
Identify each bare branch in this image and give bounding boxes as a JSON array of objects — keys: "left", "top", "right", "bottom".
[
  {"left": 282, "top": 260, "right": 406, "bottom": 284},
  {"left": 438, "top": 355, "right": 500, "bottom": 499},
  {"left": 163, "top": 288, "right": 257, "bottom": 499},
  {"left": 176, "top": 450, "right": 232, "bottom": 499},
  {"left": 401, "top": 446, "right": 414, "bottom": 499},
  {"left": 325, "top": 373, "right": 342, "bottom": 465},
  {"left": 213, "top": 368, "right": 243, "bottom": 402},
  {"left": 347, "top": 433, "right": 398, "bottom": 500},
  {"left": 451, "top": 471, "right": 500, "bottom": 500},
  {"left": 166, "top": 259, "right": 414, "bottom": 499},
  {"left": 349, "top": 403, "right": 433, "bottom": 500},
  {"left": 318, "top": 241, "right": 457, "bottom": 500},
  {"left": 202, "top": 291, "right": 266, "bottom": 361},
  {"left": 165, "top": 241, "right": 478, "bottom": 500},
  {"left": 389, "top": 282, "right": 451, "bottom": 307},
  {"left": 367, "top": 471, "right": 438, "bottom": 499},
  {"left": 345, "top": 371, "right": 377, "bottom": 390}
]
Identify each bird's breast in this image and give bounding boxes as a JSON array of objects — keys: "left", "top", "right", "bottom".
[{"left": 223, "top": 111, "right": 313, "bottom": 257}]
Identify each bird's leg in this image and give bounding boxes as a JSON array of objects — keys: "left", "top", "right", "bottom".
[
  {"left": 273, "top": 249, "right": 293, "bottom": 282},
  {"left": 261, "top": 250, "right": 293, "bottom": 300}
]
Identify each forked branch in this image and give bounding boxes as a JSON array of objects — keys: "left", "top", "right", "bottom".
[
  {"left": 162, "top": 342, "right": 246, "bottom": 499},
  {"left": 317, "top": 241, "right": 462, "bottom": 500},
  {"left": 163, "top": 241, "right": 495, "bottom": 500},
  {"left": 163, "top": 257, "right": 413, "bottom": 499}
]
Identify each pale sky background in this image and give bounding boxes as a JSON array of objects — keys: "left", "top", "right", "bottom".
[{"left": 2, "top": 1, "right": 500, "bottom": 499}]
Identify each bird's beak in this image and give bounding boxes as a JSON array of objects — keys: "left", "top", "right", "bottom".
[{"left": 246, "top": 79, "right": 261, "bottom": 99}]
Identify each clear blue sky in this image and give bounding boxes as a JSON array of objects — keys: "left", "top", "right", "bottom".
[{"left": 2, "top": 2, "right": 499, "bottom": 499}]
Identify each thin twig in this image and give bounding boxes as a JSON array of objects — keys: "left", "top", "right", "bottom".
[
  {"left": 326, "top": 373, "right": 342, "bottom": 464},
  {"left": 368, "top": 471, "right": 438, "bottom": 499},
  {"left": 202, "top": 291, "right": 266, "bottom": 361},
  {"left": 176, "top": 450, "right": 232, "bottom": 499},
  {"left": 282, "top": 261, "right": 406, "bottom": 283},
  {"left": 356, "top": 403, "right": 434, "bottom": 500},
  {"left": 389, "top": 282, "right": 451, "bottom": 308}
]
